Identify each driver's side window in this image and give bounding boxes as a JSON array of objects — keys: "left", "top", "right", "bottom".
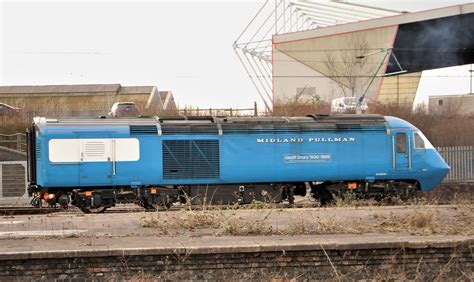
[{"left": 396, "top": 133, "right": 406, "bottom": 153}]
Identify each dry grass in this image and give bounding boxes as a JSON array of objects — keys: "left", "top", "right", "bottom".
[
  {"left": 0, "top": 114, "right": 32, "bottom": 134},
  {"left": 425, "top": 185, "right": 474, "bottom": 205},
  {"left": 141, "top": 211, "right": 222, "bottom": 235},
  {"left": 369, "top": 103, "right": 474, "bottom": 146},
  {"left": 141, "top": 204, "right": 474, "bottom": 237},
  {"left": 284, "top": 216, "right": 365, "bottom": 235},
  {"left": 375, "top": 210, "right": 438, "bottom": 235}
]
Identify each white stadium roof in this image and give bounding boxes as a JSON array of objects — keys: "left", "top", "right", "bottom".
[{"left": 234, "top": 0, "right": 402, "bottom": 111}]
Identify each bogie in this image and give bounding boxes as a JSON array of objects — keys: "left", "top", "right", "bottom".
[{"left": 309, "top": 180, "right": 420, "bottom": 204}]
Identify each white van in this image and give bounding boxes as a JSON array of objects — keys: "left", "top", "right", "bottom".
[{"left": 330, "top": 97, "right": 368, "bottom": 113}]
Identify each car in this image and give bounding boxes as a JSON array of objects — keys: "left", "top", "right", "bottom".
[
  {"left": 0, "top": 103, "right": 21, "bottom": 116},
  {"left": 26, "top": 114, "right": 450, "bottom": 213},
  {"left": 331, "top": 97, "right": 368, "bottom": 113},
  {"left": 108, "top": 102, "right": 140, "bottom": 117}
]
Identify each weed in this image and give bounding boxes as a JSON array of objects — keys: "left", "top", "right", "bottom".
[
  {"left": 140, "top": 205, "right": 474, "bottom": 236},
  {"left": 374, "top": 209, "right": 448, "bottom": 235},
  {"left": 218, "top": 217, "right": 273, "bottom": 236},
  {"left": 331, "top": 191, "right": 358, "bottom": 207}
]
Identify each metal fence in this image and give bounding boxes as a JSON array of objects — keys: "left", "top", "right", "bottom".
[
  {"left": 437, "top": 146, "right": 474, "bottom": 183},
  {"left": 0, "top": 161, "right": 28, "bottom": 204},
  {"left": 179, "top": 102, "right": 262, "bottom": 117},
  {"left": 0, "top": 133, "right": 26, "bottom": 152}
]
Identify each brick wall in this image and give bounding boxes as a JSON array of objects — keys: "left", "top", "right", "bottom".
[{"left": 0, "top": 241, "right": 472, "bottom": 280}]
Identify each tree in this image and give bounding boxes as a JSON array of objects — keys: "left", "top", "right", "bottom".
[{"left": 323, "top": 34, "right": 377, "bottom": 98}]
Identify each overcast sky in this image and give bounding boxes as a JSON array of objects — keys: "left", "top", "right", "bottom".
[{"left": 1, "top": 0, "right": 472, "bottom": 109}]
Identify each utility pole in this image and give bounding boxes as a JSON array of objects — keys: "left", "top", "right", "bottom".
[
  {"left": 397, "top": 75, "right": 400, "bottom": 105},
  {"left": 470, "top": 64, "right": 473, "bottom": 94}
]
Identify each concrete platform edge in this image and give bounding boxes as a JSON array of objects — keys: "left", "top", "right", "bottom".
[{"left": 0, "top": 237, "right": 472, "bottom": 261}]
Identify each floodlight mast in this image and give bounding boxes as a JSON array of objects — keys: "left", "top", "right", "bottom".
[
  {"left": 234, "top": 1, "right": 401, "bottom": 113},
  {"left": 355, "top": 48, "right": 406, "bottom": 114}
]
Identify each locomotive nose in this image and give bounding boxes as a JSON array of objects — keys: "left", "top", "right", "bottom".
[
  {"left": 438, "top": 160, "right": 450, "bottom": 178},
  {"left": 419, "top": 150, "right": 451, "bottom": 192},
  {"left": 431, "top": 153, "right": 450, "bottom": 181}
]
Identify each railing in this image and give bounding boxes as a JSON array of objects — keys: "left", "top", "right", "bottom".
[
  {"left": 438, "top": 146, "right": 474, "bottom": 183},
  {"left": 0, "top": 134, "right": 26, "bottom": 152},
  {"left": 179, "top": 102, "right": 260, "bottom": 117}
]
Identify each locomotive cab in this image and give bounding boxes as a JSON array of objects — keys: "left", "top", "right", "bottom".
[
  {"left": 409, "top": 130, "right": 449, "bottom": 191},
  {"left": 387, "top": 116, "right": 449, "bottom": 192}
]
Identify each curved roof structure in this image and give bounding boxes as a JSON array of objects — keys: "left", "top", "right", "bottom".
[{"left": 236, "top": 1, "right": 474, "bottom": 110}]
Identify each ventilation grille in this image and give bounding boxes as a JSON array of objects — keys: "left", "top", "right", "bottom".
[
  {"left": 35, "top": 140, "right": 42, "bottom": 161},
  {"left": 221, "top": 125, "right": 387, "bottom": 134},
  {"left": 130, "top": 125, "right": 158, "bottom": 135},
  {"left": 163, "top": 140, "right": 220, "bottom": 179},
  {"left": 161, "top": 125, "right": 218, "bottom": 135},
  {"left": 84, "top": 141, "right": 106, "bottom": 158}
]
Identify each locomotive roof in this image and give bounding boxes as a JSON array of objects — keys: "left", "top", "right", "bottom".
[
  {"left": 35, "top": 114, "right": 386, "bottom": 126},
  {"left": 34, "top": 114, "right": 393, "bottom": 135}
]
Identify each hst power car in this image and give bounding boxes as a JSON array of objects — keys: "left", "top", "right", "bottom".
[{"left": 26, "top": 114, "right": 449, "bottom": 213}]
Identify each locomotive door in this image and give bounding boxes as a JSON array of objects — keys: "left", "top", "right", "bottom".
[
  {"left": 79, "top": 137, "right": 114, "bottom": 185},
  {"left": 393, "top": 132, "right": 411, "bottom": 171}
]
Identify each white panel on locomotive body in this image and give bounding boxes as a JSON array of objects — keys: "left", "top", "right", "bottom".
[{"left": 48, "top": 138, "right": 140, "bottom": 163}]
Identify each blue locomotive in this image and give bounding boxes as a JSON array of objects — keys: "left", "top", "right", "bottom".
[{"left": 26, "top": 114, "right": 449, "bottom": 212}]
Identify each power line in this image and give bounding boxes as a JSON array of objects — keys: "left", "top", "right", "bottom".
[
  {"left": 274, "top": 48, "right": 474, "bottom": 53},
  {"left": 270, "top": 59, "right": 474, "bottom": 66},
  {"left": 269, "top": 75, "right": 473, "bottom": 78}
]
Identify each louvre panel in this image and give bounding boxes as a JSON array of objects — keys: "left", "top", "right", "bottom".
[
  {"left": 221, "top": 125, "right": 387, "bottom": 134},
  {"left": 161, "top": 125, "right": 218, "bottom": 135},
  {"left": 130, "top": 125, "right": 158, "bottom": 135},
  {"left": 35, "top": 140, "right": 42, "bottom": 173},
  {"left": 83, "top": 141, "right": 106, "bottom": 158},
  {"left": 163, "top": 140, "right": 220, "bottom": 179},
  {"left": 35, "top": 140, "right": 42, "bottom": 161}
]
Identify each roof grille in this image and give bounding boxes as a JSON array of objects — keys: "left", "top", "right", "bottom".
[
  {"left": 161, "top": 125, "right": 218, "bottom": 135},
  {"left": 221, "top": 125, "right": 387, "bottom": 134},
  {"left": 130, "top": 125, "right": 158, "bottom": 135}
]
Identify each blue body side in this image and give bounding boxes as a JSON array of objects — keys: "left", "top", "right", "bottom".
[{"left": 34, "top": 116, "right": 449, "bottom": 192}]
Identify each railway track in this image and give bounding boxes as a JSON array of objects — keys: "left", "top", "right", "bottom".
[
  {"left": 0, "top": 201, "right": 316, "bottom": 216},
  {"left": 0, "top": 207, "right": 61, "bottom": 216},
  {"left": 2, "top": 189, "right": 472, "bottom": 216}
]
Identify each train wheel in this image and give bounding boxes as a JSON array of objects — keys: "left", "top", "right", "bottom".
[
  {"left": 161, "top": 196, "right": 172, "bottom": 210},
  {"left": 144, "top": 205, "right": 157, "bottom": 212},
  {"left": 309, "top": 182, "right": 333, "bottom": 205},
  {"left": 31, "top": 198, "right": 41, "bottom": 208},
  {"left": 79, "top": 206, "right": 107, "bottom": 214}
]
